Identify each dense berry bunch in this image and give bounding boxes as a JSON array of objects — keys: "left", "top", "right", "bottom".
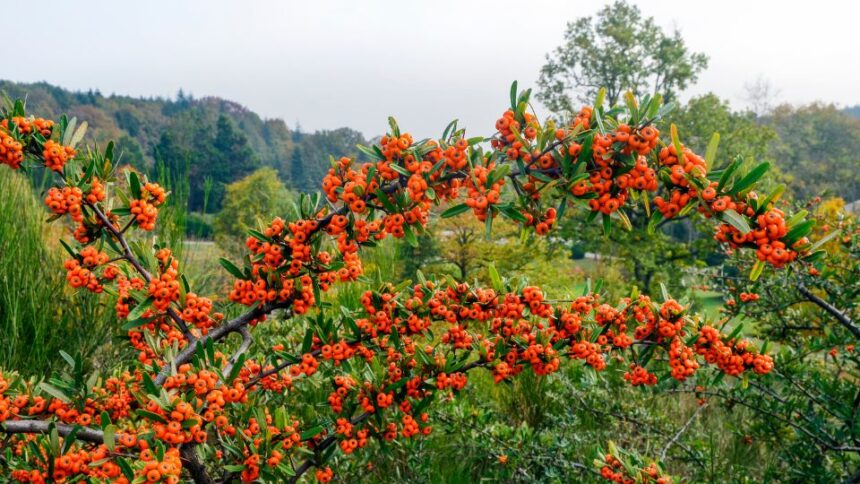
[
  {"left": 0, "top": 129, "right": 24, "bottom": 169},
  {"left": 42, "top": 140, "right": 76, "bottom": 172},
  {"left": 130, "top": 181, "right": 167, "bottom": 231},
  {"left": 599, "top": 453, "right": 671, "bottom": 484}
]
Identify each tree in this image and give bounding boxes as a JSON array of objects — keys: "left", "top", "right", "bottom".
[
  {"left": 214, "top": 168, "right": 295, "bottom": 252},
  {"left": 155, "top": 113, "right": 260, "bottom": 212},
  {"left": 743, "top": 76, "right": 781, "bottom": 117},
  {"left": 288, "top": 145, "right": 305, "bottom": 190},
  {"left": 667, "top": 94, "right": 775, "bottom": 164},
  {"left": 765, "top": 103, "right": 860, "bottom": 202},
  {"left": 0, "top": 85, "right": 821, "bottom": 483},
  {"left": 537, "top": 0, "right": 708, "bottom": 113}
]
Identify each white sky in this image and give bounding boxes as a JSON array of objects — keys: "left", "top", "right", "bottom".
[{"left": 3, "top": 0, "right": 858, "bottom": 138}]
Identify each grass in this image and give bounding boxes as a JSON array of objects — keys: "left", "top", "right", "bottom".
[{"left": 0, "top": 168, "right": 116, "bottom": 375}]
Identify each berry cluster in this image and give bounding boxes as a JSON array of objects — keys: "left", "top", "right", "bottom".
[{"left": 42, "top": 140, "right": 76, "bottom": 172}]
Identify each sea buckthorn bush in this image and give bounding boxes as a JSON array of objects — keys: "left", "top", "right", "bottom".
[{"left": 0, "top": 84, "right": 826, "bottom": 483}]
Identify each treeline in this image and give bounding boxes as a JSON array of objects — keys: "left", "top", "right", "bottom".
[
  {"left": 1, "top": 80, "right": 858, "bottom": 216},
  {"left": 0, "top": 80, "right": 369, "bottom": 212}
]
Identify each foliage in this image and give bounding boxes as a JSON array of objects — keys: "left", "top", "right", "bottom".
[
  {"left": 765, "top": 103, "right": 860, "bottom": 202},
  {"left": 666, "top": 94, "right": 775, "bottom": 165},
  {"left": 0, "top": 168, "right": 116, "bottom": 375},
  {"left": 402, "top": 213, "right": 578, "bottom": 289},
  {"left": 0, "top": 82, "right": 825, "bottom": 484},
  {"left": 0, "top": 80, "right": 369, "bottom": 210},
  {"left": 706, "top": 204, "right": 860, "bottom": 480},
  {"left": 537, "top": 0, "right": 707, "bottom": 112},
  {"left": 214, "top": 168, "right": 296, "bottom": 252}
]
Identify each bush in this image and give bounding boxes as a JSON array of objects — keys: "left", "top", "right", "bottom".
[{"left": 0, "top": 85, "right": 825, "bottom": 483}]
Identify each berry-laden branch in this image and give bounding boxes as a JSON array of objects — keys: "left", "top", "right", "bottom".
[{"left": 0, "top": 84, "right": 817, "bottom": 483}]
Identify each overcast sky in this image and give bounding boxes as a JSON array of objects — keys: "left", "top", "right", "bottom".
[{"left": 4, "top": 0, "right": 858, "bottom": 138}]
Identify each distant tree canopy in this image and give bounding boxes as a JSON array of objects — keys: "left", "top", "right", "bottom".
[
  {"left": 156, "top": 114, "right": 259, "bottom": 211},
  {"left": 668, "top": 94, "right": 776, "bottom": 167},
  {"left": 537, "top": 0, "right": 707, "bottom": 113},
  {"left": 0, "top": 80, "right": 369, "bottom": 213},
  {"left": 764, "top": 104, "right": 860, "bottom": 202},
  {"left": 214, "top": 167, "right": 295, "bottom": 252}
]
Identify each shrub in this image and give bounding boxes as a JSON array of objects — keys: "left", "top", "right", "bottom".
[{"left": 0, "top": 84, "right": 822, "bottom": 483}]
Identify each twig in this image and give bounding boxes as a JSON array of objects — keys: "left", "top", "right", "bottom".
[
  {"left": 154, "top": 301, "right": 292, "bottom": 386},
  {"left": 222, "top": 327, "right": 253, "bottom": 378},
  {"left": 87, "top": 201, "right": 194, "bottom": 340},
  {"left": 660, "top": 404, "right": 706, "bottom": 462},
  {"left": 1, "top": 420, "right": 125, "bottom": 444},
  {"left": 180, "top": 444, "right": 212, "bottom": 484},
  {"left": 798, "top": 284, "right": 860, "bottom": 340}
]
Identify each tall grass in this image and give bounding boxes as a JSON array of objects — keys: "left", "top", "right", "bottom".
[{"left": 0, "top": 168, "right": 116, "bottom": 374}]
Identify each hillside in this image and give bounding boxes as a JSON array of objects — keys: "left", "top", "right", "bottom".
[
  {"left": 0, "top": 80, "right": 368, "bottom": 211},
  {"left": 2, "top": 80, "right": 858, "bottom": 211}
]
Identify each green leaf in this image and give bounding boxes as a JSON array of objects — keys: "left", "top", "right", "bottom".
[
  {"left": 757, "top": 184, "right": 785, "bottom": 213},
  {"left": 121, "top": 316, "right": 154, "bottom": 331},
  {"left": 510, "top": 81, "right": 518, "bottom": 111},
  {"left": 389, "top": 163, "right": 411, "bottom": 177},
  {"left": 802, "top": 250, "right": 826, "bottom": 262},
  {"left": 623, "top": 91, "right": 639, "bottom": 124},
  {"left": 727, "top": 323, "right": 745, "bottom": 341},
  {"left": 786, "top": 210, "right": 809, "bottom": 228},
  {"left": 59, "top": 239, "right": 77, "bottom": 258},
  {"left": 59, "top": 350, "right": 76, "bottom": 369},
  {"left": 61, "top": 426, "right": 81, "bottom": 455},
  {"left": 116, "top": 458, "right": 134, "bottom": 481},
  {"left": 356, "top": 144, "right": 384, "bottom": 161},
  {"left": 39, "top": 382, "right": 70, "bottom": 403},
  {"left": 594, "top": 87, "right": 606, "bottom": 110},
  {"left": 749, "top": 259, "right": 765, "bottom": 281},
  {"left": 440, "top": 203, "right": 470, "bottom": 218},
  {"left": 784, "top": 220, "right": 814, "bottom": 245},
  {"left": 721, "top": 209, "right": 751, "bottom": 234},
  {"left": 128, "top": 171, "right": 142, "bottom": 200},
  {"left": 670, "top": 124, "right": 683, "bottom": 163},
  {"left": 219, "top": 258, "right": 246, "bottom": 279},
  {"left": 63, "top": 117, "right": 78, "bottom": 146},
  {"left": 717, "top": 156, "right": 742, "bottom": 191},
  {"left": 487, "top": 164, "right": 511, "bottom": 188},
  {"left": 226, "top": 353, "right": 246, "bottom": 384},
  {"left": 660, "top": 283, "right": 670, "bottom": 303},
  {"left": 374, "top": 188, "right": 398, "bottom": 212},
  {"left": 301, "top": 328, "right": 314, "bottom": 353},
  {"left": 403, "top": 224, "right": 418, "bottom": 248},
  {"left": 498, "top": 205, "right": 527, "bottom": 223},
  {"left": 488, "top": 263, "right": 502, "bottom": 293},
  {"left": 806, "top": 230, "right": 839, "bottom": 253},
  {"left": 103, "top": 425, "right": 116, "bottom": 451},
  {"left": 646, "top": 211, "right": 664, "bottom": 235},
  {"left": 300, "top": 424, "right": 325, "bottom": 440},
  {"left": 602, "top": 213, "right": 611, "bottom": 237},
  {"left": 442, "top": 119, "right": 459, "bottom": 140},
  {"left": 126, "top": 296, "right": 154, "bottom": 322},
  {"left": 69, "top": 121, "right": 88, "bottom": 149},
  {"left": 704, "top": 133, "right": 720, "bottom": 169},
  {"left": 730, "top": 162, "right": 770, "bottom": 195},
  {"left": 136, "top": 409, "right": 168, "bottom": 424},
  {"left": 387, "top": 117, "right": 400, "bottom": 138},
  {"left": 643, "top": 94, "right": 663, "bottom": 120}
]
